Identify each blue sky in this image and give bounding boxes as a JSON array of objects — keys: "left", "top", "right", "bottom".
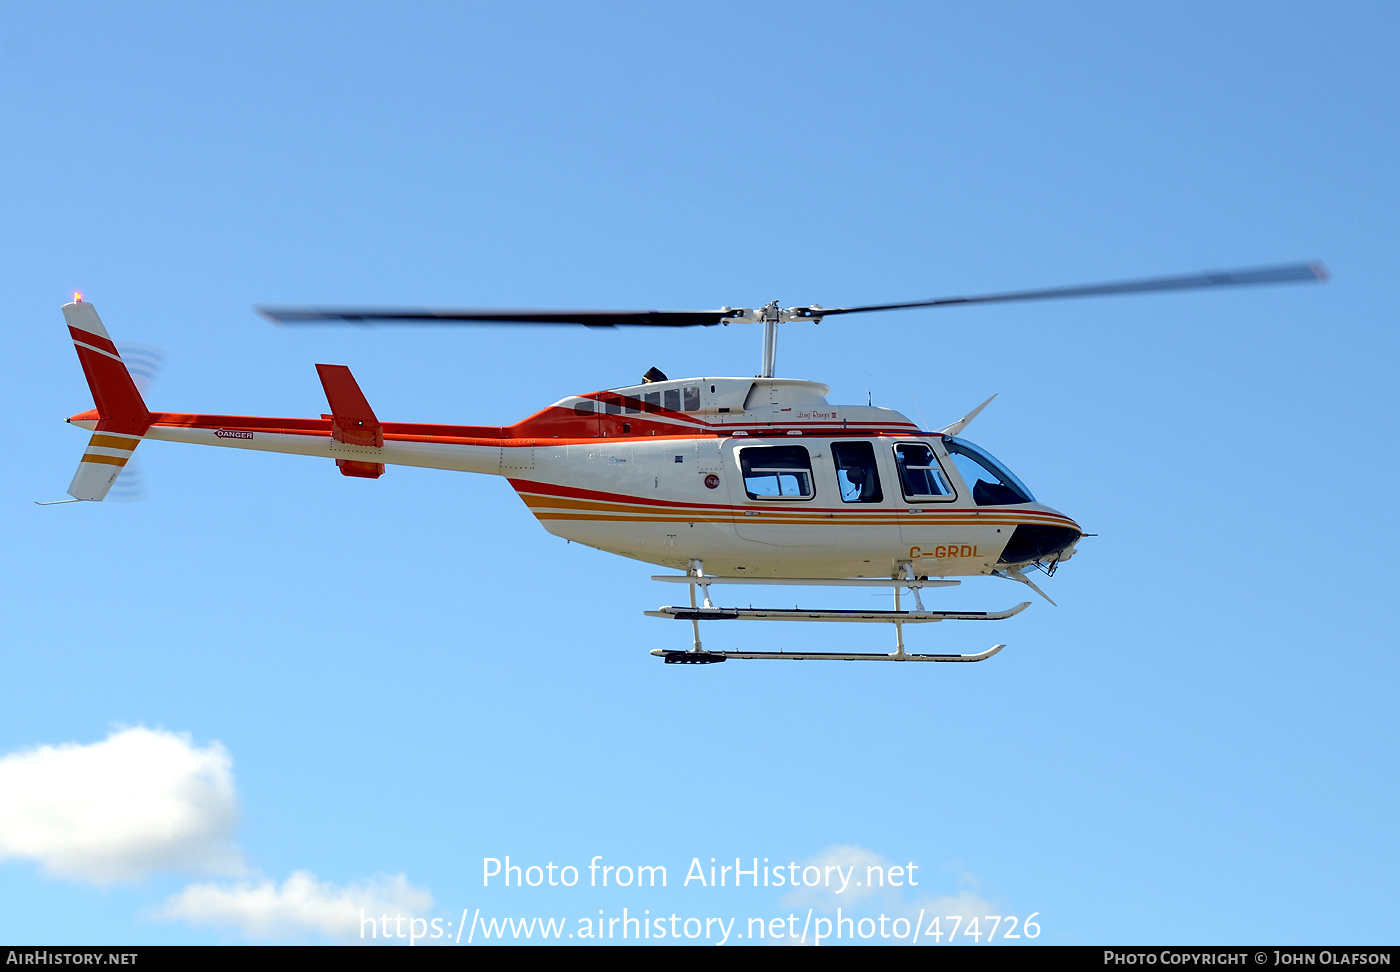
[{"left": 2, "top": 1, "right": 1396, "bottom": 945}]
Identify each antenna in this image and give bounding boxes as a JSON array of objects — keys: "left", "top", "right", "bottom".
[{"left": 909, "top": 390, "right": 931, "bottom": 430}]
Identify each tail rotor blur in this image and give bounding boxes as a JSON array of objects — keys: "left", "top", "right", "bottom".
[
  {"left": 105, "top": 343, "right": 164, "bottom": 502},
  {"left": 117, "top": 342, "right": 164, "bottom": 396}
]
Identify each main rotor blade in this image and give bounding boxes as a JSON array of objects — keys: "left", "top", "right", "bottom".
[
  {"left": 257, "top": 306, "right": 738, "bottom": 327},
  {"left": 806, "top": 261, "right": 1329, "bottom": 318},
  {"left": 258, "top": 261, "right": 1328, "bottom": 328}
]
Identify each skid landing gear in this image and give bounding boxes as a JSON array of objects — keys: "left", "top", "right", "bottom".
[{"left": 649, "top": 561, "right": 1028, "bottom": 664}]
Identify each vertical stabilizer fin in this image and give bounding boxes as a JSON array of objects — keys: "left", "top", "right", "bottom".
[
  {"left": 63, "top": 300, "right": 152, "bottom": 436},
  {"left": 61, "top": 299, "right": 152, "bottom": 500}
]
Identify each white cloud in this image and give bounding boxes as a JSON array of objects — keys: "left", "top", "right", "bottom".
[
  {"left": 0, "top": 727, "right": 436, "bottom": 941},
  {"left": 784, "top": 845, "right": 946, "bottom": 913},
  {"left": 158, "top": 871, "right": 434, "bottom": 942},
  {"left": 0, "top": 726, "right": 243, "bottom": 883}
]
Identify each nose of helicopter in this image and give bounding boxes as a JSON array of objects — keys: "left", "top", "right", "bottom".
[{"left": 997, "top": 519, "right": 1083, "bottom": 565}]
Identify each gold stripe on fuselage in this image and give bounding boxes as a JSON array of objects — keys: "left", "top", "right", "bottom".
[{"left": 518, "top": 491, "right": 1074, "bottom": 528}]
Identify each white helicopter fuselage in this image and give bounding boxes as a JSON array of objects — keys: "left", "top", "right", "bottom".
[{"left": 507, "top": 379, "right": 1079, "bottom": 578}]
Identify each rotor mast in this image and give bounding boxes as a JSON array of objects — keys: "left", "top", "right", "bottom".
[
  {"left": 760, "top": 301, "right": 779, "bottom": 378},
  {"left": 725, "top": 300, "right": 828, "bottom": 378}
]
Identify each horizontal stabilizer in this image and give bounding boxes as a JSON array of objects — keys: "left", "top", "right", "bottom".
[{"left": 316, "top": 363, "right": 384, "bottom": 479}]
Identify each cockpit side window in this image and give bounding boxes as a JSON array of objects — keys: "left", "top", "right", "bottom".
[
  {"left": 832, "top": 441, "right": 883, "bottom": 503},
  {"left": 893, "top": 443, "right": 954, "bottom": 501},
  {"left": 943, "top": 437, "right": 1034, "bottom": 506},
  {"left": 739, "top": 446, "right": 814, "bottom": 500}
]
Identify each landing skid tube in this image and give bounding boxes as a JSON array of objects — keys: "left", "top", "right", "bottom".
[
  {"left": 649, "top": 562, "right": 1031, "bottom": 664},
  {"left": 650, "top": 645, "right": 1007, "bottom": 665},
  {"left": 645, "top": 604, "right": 1029, "bottom": 623}
]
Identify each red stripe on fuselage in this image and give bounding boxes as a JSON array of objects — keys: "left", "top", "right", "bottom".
[
  {"left": 68, "top": 409, "right": 1007, "bottom": 460},
  {"left": 73, "top": 396, "right": 927, "bottom": 443},
  {"left": 121, "top": 412, "right": 721, "bottom": 448}
]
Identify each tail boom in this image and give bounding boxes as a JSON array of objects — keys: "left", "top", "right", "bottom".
[
  {"left": 66, "top": 410, "right": 511, "bottom": 477},
  {"left": 59, "top": 300, "right": 593, "bottom": 484}
]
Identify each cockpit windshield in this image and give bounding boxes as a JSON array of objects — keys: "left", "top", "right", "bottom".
[{"left": 943, "top": 437, "right": 1035, "bottom": 506}]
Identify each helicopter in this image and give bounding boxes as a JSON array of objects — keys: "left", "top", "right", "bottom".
[{"left": 53, "top": 262, "right": 1327, "bottom": 664}]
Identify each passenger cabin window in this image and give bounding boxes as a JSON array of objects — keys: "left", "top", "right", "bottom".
[
  {"left": 894, "top": 443, "right": 954, "bottom": 501},
  {"left": 663, "top": 388, "right": 681, "bottom": 411},
  {"left": 832, "top": 441, "right": 883, "bottom": 503},
  {"left": 643, "top": 391, "right": 661, "bottom": 413},
  {"left": 740, "top": 446, "right": 814, "bottom": 500},
  {"left": 684, "top": 386, "right": 700, "bottom": 411},
  {"left": 943, "top": 437, "right": 1034, "bottom": 506},
  {"left": 603, "top": 394, "right": 622, "bottom": 415}
]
